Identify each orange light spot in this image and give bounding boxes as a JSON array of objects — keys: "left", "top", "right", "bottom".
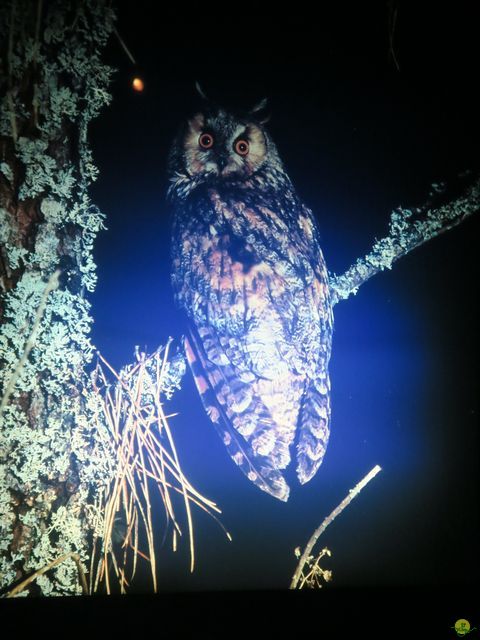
[{"left": 132, "top": 77, "right": 144, "bottom": 92}]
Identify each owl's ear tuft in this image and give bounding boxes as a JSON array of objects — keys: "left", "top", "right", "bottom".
[
  {"left": 195, "top": 80, "right": 209, "bottom": 101},
  {"left": 250, "top": 97, "right": 268, "bottom": 113},
  {"left": 249, "top": 97, "right": 270, "bottom": 124}
]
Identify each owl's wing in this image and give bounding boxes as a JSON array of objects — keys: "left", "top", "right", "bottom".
[
  {"left": 294, "top": 204, "right": 333, "bottom": 484},
  {"left": 185, "top": 324, "right": 296, "bottom": 501}
]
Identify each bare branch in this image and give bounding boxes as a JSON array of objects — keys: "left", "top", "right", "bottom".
[
  {"left": 290, "top": 464, "right": 382, "bottom": 589},
  {"left": 112, "top": 25, "right": 136, "bottom": 65}
]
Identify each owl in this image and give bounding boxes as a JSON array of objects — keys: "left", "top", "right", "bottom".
[{"left": 168, "top": 97, "right": 333, "bottom": 501}]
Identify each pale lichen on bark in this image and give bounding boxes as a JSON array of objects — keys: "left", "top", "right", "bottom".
[{"left": 0, "top": 0, "right": 116, "bottom": 596}]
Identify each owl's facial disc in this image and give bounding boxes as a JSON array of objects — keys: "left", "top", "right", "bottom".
[{"left": 183, "top": 111, "right": 267, "bottom": 184}]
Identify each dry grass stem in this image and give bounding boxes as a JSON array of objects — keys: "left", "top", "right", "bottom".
[{"left": 90, "top": 341, "right": 229, "bottom": 593}]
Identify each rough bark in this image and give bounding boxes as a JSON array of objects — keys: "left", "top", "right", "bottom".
[{"left": 0, "top": 0, "right": 115, "bottom": 596}]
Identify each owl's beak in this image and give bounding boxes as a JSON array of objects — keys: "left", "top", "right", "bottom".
[{"left": 216, "top": 155, "right": 228, "bottom": 173}]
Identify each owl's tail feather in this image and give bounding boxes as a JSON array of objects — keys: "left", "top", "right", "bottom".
[
  {"left": 185, "top": 328, "right": 290, "bottom": 501},
  {"left": 296, "top": 375, "right": 331, "bottom": 484}
]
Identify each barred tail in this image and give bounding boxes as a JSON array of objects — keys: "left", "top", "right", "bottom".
[{"left": 296, "top": 374, "right": 331, "bottom": 484}]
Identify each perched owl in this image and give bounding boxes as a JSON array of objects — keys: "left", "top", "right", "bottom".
[{"left": 168, "top": 98, "right": 333, "bottom": 501}]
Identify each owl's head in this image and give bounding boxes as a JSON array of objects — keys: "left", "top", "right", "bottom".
[{"left": 168, "top": 98, "right": 285, "bottom": 200}]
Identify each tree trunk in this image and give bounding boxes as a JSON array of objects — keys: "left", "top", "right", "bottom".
[{"left": 0, "top": 0, "right": 115, "bottom": 596}]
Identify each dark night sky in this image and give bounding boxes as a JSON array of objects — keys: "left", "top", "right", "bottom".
[{"left": 87, "top": 0, "right": 478, "bottom": 608}]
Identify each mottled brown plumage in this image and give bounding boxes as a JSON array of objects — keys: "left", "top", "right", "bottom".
[{"left": 168, "top": 102, "right": 333, "bottom": 501}]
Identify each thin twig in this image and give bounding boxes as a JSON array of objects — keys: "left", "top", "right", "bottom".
[
  {"left": 5, "top": 552, "right": 88, "bottom": 597},
  {"left": 112, "top": 26, "right": 136, "bottom": 65},
  {"left": 290, "top": 464, "right": 382, "bottom": 589},
  {"left": 7, "top": 0, "right": 18, "bottom": 143},
  {"left": 388, "top": 1, "right": 400, "bottom": 72},
  {"left": 0, "top": 270, "right": 60, "bottom": 416},
  {"left": 32, "top": 0, "right": 43, "bottom": 128}
]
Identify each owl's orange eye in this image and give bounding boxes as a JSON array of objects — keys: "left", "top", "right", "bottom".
[
  {"left": 234, "top": 139, "right": 250, "bottom": 156},
  {"left": 199, "top": 133, "right": 214, "bottom": 149}
]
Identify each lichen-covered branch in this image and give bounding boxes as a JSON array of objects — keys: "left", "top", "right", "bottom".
[{"left": 329, "top": 178, "right": 480, "bottom": 306}]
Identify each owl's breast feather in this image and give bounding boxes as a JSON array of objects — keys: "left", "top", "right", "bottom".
[{"left": 172, "top": 186, "right": 332, "bottom": 343}]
